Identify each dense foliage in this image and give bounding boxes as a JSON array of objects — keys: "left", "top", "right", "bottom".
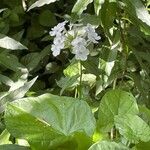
[{"left": 0, "top": 0, "right": 150, "bottom": 149}]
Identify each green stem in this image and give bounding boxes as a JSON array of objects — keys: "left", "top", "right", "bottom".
[
  {"left": 113, "top": 78, "right": 117, "bottom": 90},
  {"left": 117, "top": 4, "right": 128, "bottom": 84},
  {"left": 79, "top": 60, "right": 83, "bottom": 99},
  {"left": 110, "top": 128, "right": 114, "bottom": 140}
]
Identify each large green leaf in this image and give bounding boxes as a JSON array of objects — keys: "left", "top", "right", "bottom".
[
  {"left": 135, "top": 141, "right": 150, "bottom": 150},
  {"left": 5, "top": 94, "right": 95, "bottom": 149},
  {"left": 98, "top": 90, "right": 139, "bottom": 132},
  {"left": 0, "top": 144, "right": 30, "bottom": 150},
  {"left": 115, "top": 114, "right": 150, "bottom": 143},
  {"left": 28, "top": 0, "right": 57, "bottom": 11},
  {"left": 139, "top": 105, "right": 150, "bottom": 125},
  {"left": 0, "top": 34, "right": 27, "bottom": 50},
  {"left": 124, "top": 0, "right": 150, "bottom": 35},
  {"left": 88, "top": 141, "right": 128, "bottom": 150},
  {"left": 72, "top": 0, "right": 93, "bottom": 15}
]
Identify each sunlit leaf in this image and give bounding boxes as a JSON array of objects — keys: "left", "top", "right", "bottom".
[
  {"left": 0, "top": 130, "right": 11, "bottom": 145},
  {"left": 72, "top": 0, "right": 93, "bottom": 15},
  {"left": 0, "top": 77, "right": 37, "bottom": 113},
  {"left": 28, "top": 0, "right": 57, "bottom": 11},
  {"left": 115, "top": 114, "right": 150, "bottom": 143},
  {"left": 88, "top": 141, "right": 128, "bottom": 150},
  {"left": 0, "top": 144, "right": 30, "bottom": 150},
  {"left": 5, "top": 94, "right": 95, "bottom": 149},
  {"left": 0, "top": 34, "right": 27, "bottom": 50},
  {"left": 98, "top": 90, "right": 139, "bottom": 132}
]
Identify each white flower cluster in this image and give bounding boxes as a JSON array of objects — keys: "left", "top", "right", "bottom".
[{"left": 49, "top": 22, "right": 101, "bottom": 61}]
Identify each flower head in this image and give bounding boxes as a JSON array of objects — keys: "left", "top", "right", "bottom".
[
  {"left": 71, "top": 37, "right": 87, "bottom": 47},
  {"left": 49, "top": 21, "right": 67, "bottom": 36},
  {"left": 71, "top": 37, "right": 89, "bottom": 61},
  {"left": 85, "top": 24, "right": 101, "bottom": 43},
  {"left": 50, "top": 22, "right": 101, "bottom": 61},
  {"left": 51, "top": 44, "right": 61, "bottom": 56},
  {"left": 72, "top": 46, "right": 89, "bottom": 61},
  {"left": 51, "top": 34, "right": 65, "bottom": 56}
]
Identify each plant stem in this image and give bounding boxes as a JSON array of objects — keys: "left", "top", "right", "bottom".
[
  {"left": 78, "top": 60, "right": 83, "bottom": 99},
  {"left": 117, "top": 4, "right": 128, "bottom": 84},
  {"left": 113, "top": 78, "right": 117, "bottom": 90},
  {"left": 110, "top": 128, "right": 114, "bottom": 140}
]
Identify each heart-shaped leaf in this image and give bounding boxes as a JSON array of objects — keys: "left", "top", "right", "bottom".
[
  {"left": 5, "top": 94, "right": 96, "bottom": 149},
  {"left": 88, "top": 141, "right": 128, "bottom": 150},
  {"left": 115, "top": 114, "right": 150, "bottom": 143},
  {"left": 98, "top": 90, "right": 139, "bottom": 132}
]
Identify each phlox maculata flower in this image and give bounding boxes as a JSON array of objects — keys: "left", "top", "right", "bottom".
[{"left": 49, "top": 21, "right": 101, "bottom": 61}]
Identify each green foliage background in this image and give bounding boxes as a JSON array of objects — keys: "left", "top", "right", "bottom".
[{"left": 0, "top": 0, "right": 150, "bottom": 149}]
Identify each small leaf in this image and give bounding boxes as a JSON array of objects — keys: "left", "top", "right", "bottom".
[
  {"left": 0, "top": 53, "right": 26, "bottom": 72},
  {"left": 39, "top": 10, "right": 57, "bottom": 27},
  {"left": 98, "top": 90, "right": 139, "bottom": 132},
  {"left": 0, "top": 130, "right": 11, "bottom": 145},
  {"left": 115, "top": 114, "right": 150, "bottom": 143},
  {"left": 0, "top": 74, "right": 14, "bottom": 87},
  {"left": 0, "top": 34, "right": 27, "bottom": 50},
  {"left": 94, "top": 0, "right": 105, "bottom": 15},
  {"left": 28, "top": 0, "right": 57, "bottom": 11},
  {"left": 64, "top": 62, "right": 79, "bottom": 77},
  {"left": 72, "top": 0, "right": 94, "bottom": 15},
  {"left": 88, "top": 141, "right": 128, "bottom": 150},
  {"left": 0, "top": 8, "right": 7, "bottom": 13},
  {"left": 0, "top": 77, "right": 37, "bottom": 113},
  {"left": 57, "top": 75, "right": 79, "bottom": 95}
]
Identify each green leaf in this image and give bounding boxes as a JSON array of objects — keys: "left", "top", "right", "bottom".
[
  {"left": 115, "top": 114, "right": 150, "bottom": 143},
  {"left": 0, "top": 74, "right": 14, "bottom": 87},
  {"left": 94, "top": 0, "right": 105, "bottom": 15},
  {"left": 64, "top": 62, "right": 79, "bottom": 77},
  {"left": 88, "top": 141, "right": 128, "bottom": 150},
  {"left": 39, "top": 10, "right": 57, "bottom": 27},
  {"left": 0, "top": 130, "right": 11, "bottom": 145},
  {"left": 23, "top": 46, "right": 50, "bottom": 71},
  {"left": 57, "top": 75, "right": 79, "bottom": 95},
  {"left": 0, "top": 144, "right": 30, "bottom": 150},
  {"left": 28, "top": 0, "right": 57, "bottom": 11},
  {"left": 72, "top": 0, "right": 93, "bottom": 15},
  {"left": 80, "top": 14, "right": 101, "bottom": 26},
  {"left": 124, "top": 0, "right": 150, "bottom": 35},
  {"left": 135, "top": 141, "right": 150, "bottom": 150},
  {"left": 100, "top": 0, "right": 117, "bottom": 32},
  {"left": 0, "top": 8, "right": 7, "bottom": 13},
  {"left": 5, "top": 94, "right": 96, "bottom": 149},
  {"left": 0, "top": 77, "right": 37, "bottom": 113},
  {"left": 139, "top": 105, "right": 150, "bottom": 125},
  {"left": 0, "top": 34, "right": 27, "bottom": 50},
  {"left": 98, "top": 90, "right": 139, "bottom": 132},
  {"left": 0, "top": 53, "right": 26, "bottom": 72}
]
